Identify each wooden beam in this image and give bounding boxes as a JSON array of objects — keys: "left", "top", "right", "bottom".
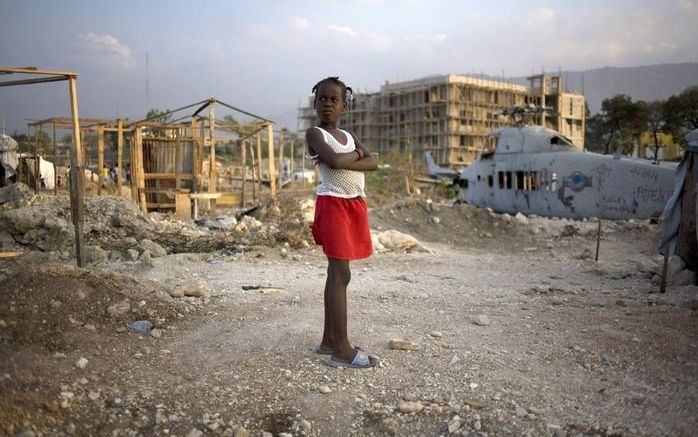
[
  {"left": 208, "top": 100, "right": 217, "bottom": 215},
  {"left": 256, "top": 132, "right": 263, "bottom": 195},
  {"left": 250, "top": 140, "right": 257, "bottom": 202},
  {"left": 67, "top": 76, "right": 85, "bottom": 267},
  {"left": 191, "top": 116, "right": 199, "bottom": 192},
  {"left": 0, "top": 66, "right": 76, "bottom": 76},
  {"left": 52, "top": 121, "right": 57, "bottom": 195},
  {"left": 117, "top": 119, "right": 123, "bottom": 194},
  {"left": 267, "top": 123, "right": 276, "bottom": 198},
  {"left": 97, "top": 125, "right": 104, "bottom": 196},
  {"left": 33, "top": 126, "right": 39, "bottom": 193},
  {"left": 241, "top": 139, "right": 247, "bottom": 207},
  {"left": 0, "top": 75, "right": 67, "bottom": 87},
  {"left": 134, "top": 127, "right": 147, "bottom": 212},
  {"left": 278, "top": 130, "right": 284, "bottom": 189}
]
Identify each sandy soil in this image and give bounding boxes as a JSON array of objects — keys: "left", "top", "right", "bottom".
[{"left": 1, "top": 192, "right": 697, "bottom": 437}]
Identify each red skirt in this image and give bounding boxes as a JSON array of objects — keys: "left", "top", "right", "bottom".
[{"left": 311, "top": 195, "right": 373, "bottom": 260}]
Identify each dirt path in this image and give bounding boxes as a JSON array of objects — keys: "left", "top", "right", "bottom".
[{"left": 1, "top": 201, "right": 697, "bottom": 436}]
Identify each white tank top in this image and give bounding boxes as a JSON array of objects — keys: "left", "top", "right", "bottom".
[{"left": 310, "top": 126, "right": 366, "bottom": 198}]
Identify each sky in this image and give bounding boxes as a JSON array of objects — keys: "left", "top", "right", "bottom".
[{"left": 1, "top": 0, "right": 697, "bottom": 133}]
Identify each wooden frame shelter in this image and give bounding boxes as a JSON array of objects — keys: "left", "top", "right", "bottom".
[
  {"left": 127, "top": 98, "right": 277, "bottom": 218},
  {"left": 0, "top": 66, "right": 85, "bottom": 266}
]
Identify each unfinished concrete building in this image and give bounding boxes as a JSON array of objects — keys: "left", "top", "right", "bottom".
[
  {"left": 527, "top": 74, "right": 586, "bottom": 147},
  {"left": 298, "top": 73, "right": 586, "bottom": 168}
]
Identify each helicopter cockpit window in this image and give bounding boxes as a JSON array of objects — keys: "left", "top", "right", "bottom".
[
  {"left": 550, "top": 136, "right": 574, "bottom": 148},
  {"left": 482, "top": 136, "right": 498, "bottom": 157}
]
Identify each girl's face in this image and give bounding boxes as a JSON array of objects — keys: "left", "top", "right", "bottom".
[{"left": 315, "top": 82, "right": 346, "bottom": 124}]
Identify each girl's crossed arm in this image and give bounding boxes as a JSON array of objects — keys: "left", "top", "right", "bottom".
[{"left": 306, "top": 128, "right": 377, "bottom": 171}]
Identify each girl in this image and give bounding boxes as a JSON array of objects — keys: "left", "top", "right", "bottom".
[{"left": 306, "top": 77, "right": 378, "bottom": 368}]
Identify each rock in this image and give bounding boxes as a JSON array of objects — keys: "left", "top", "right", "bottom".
[
  {"left": 450, "top": 354, "right": 460, "bottom": 365},
  {"left": 429, "top": 330, "right": 443, "bottom": 338},
  {"left": 139, "top": 250, "right": 154, "bottom": 267},
  {"left": 168, "top": 286, "right": 185, "bottom": 298},
  {"left": 397, "top": 399, "right": 424, "bottom": 414},
  {"left": 473, "top": 420, "right": 482, "bottom": 431},
  {"left": 75, "top": 357, "right": 88, "bottom": 369},
  {"left": 138, "top": 239, "right": 167, "bottom": 258},
  {"left": 475, "top": 314, "right": 490, "bottom": 326},
  {"left": 15, "top": 429, "right": 36, "bottom": 437},
  {"left": 298, "top": 420, "right": 311, "bottom": 434},
  {"left": 126, "top": 249, "right": 139, "bottom": 261},
  {"left": 448, "top": 415, "right": 461, "bottom": 433},
  {"left": 370, "top": 232, "right": 386, "bottom": 252},
  {"left": 83, "top": 245, "right": 108, "bottom": 265},
  {"left": 111, "top": 212, "right": 124, "bottom": 227},
  {"left": 514, "top": 212, "right": 529, "bottom": 225},
  {"left": 231, "top": 425, "right": 249, "bottom": 437},
  {"left": 671, "top": 269, "right": 696, "bottom": 287},
  {"left": 241, "top": 215, "right": 262, "bottom": 230},
  {"left": 577, "top": 248, "right": 593, "bottom": 260},
  {"left": 515, "top": 405, "right": 528, "bottom": 417},
  {"left": 402, "top": 392, "right": 418, "bottom": 401},
  {"left": 261, "top": 432, "right": 273, "bottom": 437},
  {"left": 667, "top": 255, "right": 686, "bottom": 279},
  {"left": 389, "top": 339, "right": 421, "bottom": 351},
  {"left": 382, "top": 417, "right": 400, "bottom": 435},
  {"left": 319, "top": 385, "right": 331, "bottom": 394},
  {"left": 181, "top": 281, "right": 210, "bottom": 298},
  {"left": 107, "top": 300, "right": 130, "bottom": 317},
  {"left": 186, "top": 429, "right": 204, "bottom": 437},
  {"left": 430, "top": 216, "right": 441, "bottom": 224},
  {"left": 150, "top": 328, "right": 163, "bottom": 339},
  {"left": 377, "top": 230, "right": 418, "bottom": 251}
]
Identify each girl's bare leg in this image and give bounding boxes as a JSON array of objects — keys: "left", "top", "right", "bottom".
[{"left": 324, "top": 257, "right": 356, "bottom": 362}]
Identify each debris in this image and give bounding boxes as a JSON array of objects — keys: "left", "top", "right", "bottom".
[
  {"left": 182, "top": 281, "right": 211, "bottom": 298},
  {"left": 475, "top": 314, "right": 490, "bottom": 326},
  {"left": 75, "top": 357, "right": 88, "bottom": 369},
  {"left": 127, "top": 320, "right": 153, "bottom": 334},
  {"left": 389, "top": 339, "right": 422, "bottom": 351},
  {"left": 397, "top": 399, "right": 424, "bottom": 414},
  {"left": 448, "top": 415, "right": 461, "bottom": 433}
]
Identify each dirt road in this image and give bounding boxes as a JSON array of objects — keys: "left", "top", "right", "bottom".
[{"left": 1, "top": 200, "right": 697, "bottom": 436}]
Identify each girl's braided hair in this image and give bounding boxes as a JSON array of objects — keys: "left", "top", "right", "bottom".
[{"left": 312, "top": 77, "right": 353, "bottom": 107}]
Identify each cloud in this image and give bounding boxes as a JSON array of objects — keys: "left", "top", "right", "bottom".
[
  {"left": 678, "top": 0, "right": 696, "bottom": 11},
  {"left": 369, "top": 33, "right": 392, "bottom": 51},
  {"left": 289, "top": 16, "right": 309, "bottom": 31},
  {"left": 327, "top": 25, "right": 356, "bottom": 37},
  {"left": 527, "top": 7, "right": 556, "bottom": 26},
  {"left": 76, "top": 33, "right": 135, "bottom": 68}
]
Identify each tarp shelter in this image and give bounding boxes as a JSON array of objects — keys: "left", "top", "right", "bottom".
[
  {"left": 660, "top": 129, "right": 698, "bottom": 271},
  {"left": 0, "top": 134, "right": 19, "bottom": 186}
]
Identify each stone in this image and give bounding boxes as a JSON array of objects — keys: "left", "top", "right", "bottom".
[
  {"left": 182, "top": 281, "right": 210, "bottom": 298},
  {"left": 139, "top": 250, "right": 154, "bottom": 267},
  {"left": 15, "top": 429, "right": 36, "bottom": 437},
  {"left": 514, "top": 212, "right": 529, "bottom": 225},
  {"left": 107, "top": 300, "right": 130, "bottom": 317},
  {"left": 138, "top": 239, "right": 167, "bottom": 257},
  {"left": 127, "top": 249, "right": 139, "bottom": 261},
  {"left": 475, "top": 314, "right": 490, "bottom": 326},
  {"left": 389, "top": 339, "right": 421, "bottom": 351},
  {"left": 150, "top": 328, "right": 163, "bottom": 339},
  {"left": 429, "top": 330, "right": 443, "bottom": 338},
  {"left": 667, "top": 255, "right": 686, "bottom": 279},
  {"left": 448, "top": 415, "right": 461, "bottom": 433},
  {"left": 168, "top": 286, "right": 185, "bottom": 298},
  {"left": 319, "top": 385, "right": 331, "bottom": 394},
  {"left": 382, "top": 417, "right": 400, "bottom": 435},
  {"left": 671, "top": 269, "right": 696, "bottom": 287},
  {"left": 515, "top": 406, "right": 528, "bottom": 417},
  {"left": 186, "top": 429, "right": 204, "bottom": 437},
  {"left": 377, "top": 230, "right": 418, "bottom": 251},
  {"left": 430, "top": 216, "right": 441, "bottom": 224},
  {"left": 75, "top": 357, "right": 88, "bottom": 369},
  {"left": 83, "top": 245, "right": 108, "bottom": 265},
  {"left": 397, "top": 399, "right": 424, "bottom": 414},
  {"left": 298, "top": 420, "right": 311, "bottom": 434}
]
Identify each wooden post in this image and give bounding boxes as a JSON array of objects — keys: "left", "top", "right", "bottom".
[
  {"left": 199, "top": 118, "right": 205, "bottom": 191},
  {"left": 240, "top": 140, "right": 247, "bottom": 207},
  {"left": 130, "top": 133, "right": 137, "bottom": 201},
  {"left": 660, "top": 242, "right": 670, "bottom": 294},
  {"left": 33, "top": 125, "right": 39, "bottom": 193},
  {"left": 190, "top": 116, "right": 199, "bottom": 192},
  {"left": 52, "top": 121, "right": 57, "bottom": 195},
  {"left": 267, "top": 123, "right": 276, "bottom": 198},
  {"left": 68, "top": 76, "right": 85, "bottom": 267},
  {"left": 290, "top": 140, "right": 295, "bottom": 185},
  {"left": 278, "top": 130, "right": 284, "bottom": 188},
  {"left": 134, "top": 126, "right": 147, "bottom": 212},
  {"left": 208, "top": 99, "right": 217, "bottom": 215},
  {"left": 256, "top": 132, "right": 263, "bottom": 195},
  {"left": 301, "top": 141, "right": 306, "bottom": 188},
  {"left": 117, "top": 119, "right": 123, "bottom": 195},
  {"left": 595, "top": 219, "right": 602, "bottom": 262},
  {"left": 97, "top": 125, "right": 104, "bottom": 196},
  {"left": 175, "top": 126, "right": 182, "bottom": 191},
  {"left": 250, "top": 140, "right": 257, "bottom": 202}
]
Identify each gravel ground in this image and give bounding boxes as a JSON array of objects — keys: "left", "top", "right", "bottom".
[{"left": 1, "top": 197, "right": 697, "bottom": 437}]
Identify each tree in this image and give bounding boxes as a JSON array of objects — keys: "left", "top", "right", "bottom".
[
  {"left": 645, "top": 100, "right": 666, "bottom": 162},
  {"left": 145, "top": 108, "right": 172, "bottom": 123},
  {"left": 599, "top": 95, "right": 647, "bottom": 155},
  {"left": 663, "top": 86, "right": 698, "bottom": 141}
]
